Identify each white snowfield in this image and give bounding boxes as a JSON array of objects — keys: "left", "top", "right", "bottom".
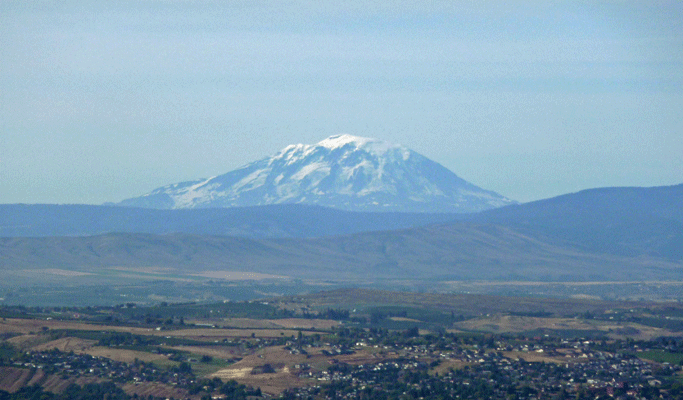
[{"left": 120, "top": 134, "right": 515, "bottom": 213}]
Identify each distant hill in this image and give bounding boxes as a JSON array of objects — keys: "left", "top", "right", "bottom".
[
  {"left": 1, "top": 183, "right": 681, "bottom": 285},
  {"left": 118, "top": 134, "right": 514, "bottom": 213},
  {"left": 0, "top": 204, "right": 464, "bottom": 238},
  {"left": 474, "top": 184, "right": 683, "bottom": 261},
  {"left": 1, "top": 223, "right": 680, "bottom": 284}
]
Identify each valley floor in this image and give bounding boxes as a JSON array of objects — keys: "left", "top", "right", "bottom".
[{"left": 1, "top": 289, "right": 683, "bottom": 399}]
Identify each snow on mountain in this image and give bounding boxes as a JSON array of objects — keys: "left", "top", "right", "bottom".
[{"left": 118, "top": 134, "right": 515, "bottom": 213}]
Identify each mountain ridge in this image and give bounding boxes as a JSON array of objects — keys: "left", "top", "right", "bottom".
[
  {"left": 1, "top": 183, "right": 681, "bottom": 285},
  {"left": 474, "top": 183, "right": 683, "bottom": 261},
  {"left": 1, "top": 222, "right": 679, "bottom": 284},
  {"left": 0, "top": 204, "right": 465, "bottom": 238}
]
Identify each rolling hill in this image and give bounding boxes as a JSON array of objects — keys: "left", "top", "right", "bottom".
[
  {"left": 1, "top": 222, "right": 680, "bottom": 284},
  {"left": 475, "top": 184, "right": 683, "bottom": 261},
  {"left": 1, "top": 184, "right": 681, "bottom": 286}
]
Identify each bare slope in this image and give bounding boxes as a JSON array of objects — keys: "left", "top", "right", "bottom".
[{"left": 1, "top": 223, "right": 680, "bottom": 283}]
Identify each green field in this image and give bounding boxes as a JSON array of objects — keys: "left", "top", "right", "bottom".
[{"left": 637, "top": 350, "right": 683, "bottom": 365}]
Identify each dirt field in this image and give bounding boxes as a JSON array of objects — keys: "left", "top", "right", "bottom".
[
  {"left": 0, "top": 367, "right": 102, "bottom": 394},
  {"left": 121, "top": 382, "right": 193, "bottom": 400},
  {"left": 0, "top": 318, "right": 158, "bottom": 336},
  {"left": 503, "top": 350, "right": 572, "bottom": 364},
  {"left": 210, "top": 345, "right": 397, "bottom": 395},
  {"left": 0, "top": 367, "right": 34, "bottom": 393},
  {"left": 85, "top": 346, "right": 170, "bottom": 363}
]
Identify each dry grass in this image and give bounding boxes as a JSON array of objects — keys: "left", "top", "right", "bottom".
[
  {"left": 389, "top": 317, "right": 421, "bottom": 322},
  {"left": 503, "top": 351, "right": 571, "bottom": 364},
  {"left": 166, "top": 345, "right": 243, "bottom": 360},
  {"left": 121, "top": 382, "right": 193, "bottom": 400},
  {"left": 455, "top": 315, "right": 598, "bottom": 333},
  {"left": 161, "top": 327, "right": 315, "bottom": 340},
  {"left": 0, "top": 318, "right": 158, "bottom": 336},
  {"left": 279, "top": 288, "right": 672, "bottom": 317},
  {"left": 6, "top": 334, "right": 47, "bottom": 350},
  {"left": 210, "top": 346, "right": 313, "bottom": 395},
  {"left": 41, "top": 375, "right": 102, "bottom": 394},
  {"left": 454, "top": 315, "right": 682, "bottom": 340},
  {"left": 25, "top": 369, "right": 47, "bottom": 386},
  {"left": 27, "top": 336, "right": 169, "bottom": 364},
  {"left": 31, "top": 337, "right": 96, "bottom": 352},
  {"left": 266, "top": 318, "right": 340, "bottom": 330},
  {"left": 85, "top": 347, "right": 169, "bottom": 363},
  {"left": 210, "top": 344, "right": 400, "bottom": 395},
  {"left": 0, "top": 367, "right": 106, "bottom": 395},
  {"left": 0, "top": 318, "right": 321, "bottom": 344},
  {"left": 606, "top": 324, "right": 681, "bottom": 341},
  {"left": 213, "top": 367, "right": 254, "bottom": 379},
  {"left": 214, "top": 318, "right": 339, "bottom": 330},
  {"left": 218, "top": 318, "right": 283, "bottom": 329},
  {"left": 430, "top": 360, "right": 471, "bottom": 375}
]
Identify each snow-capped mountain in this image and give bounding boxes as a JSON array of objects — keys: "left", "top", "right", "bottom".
[{"left": 118, "top": 134, "right": 514, "bottom": 213}]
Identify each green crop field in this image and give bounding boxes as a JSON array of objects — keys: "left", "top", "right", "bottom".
[{"left": 637, "top": 350, "right": 683, "bottom": 365}]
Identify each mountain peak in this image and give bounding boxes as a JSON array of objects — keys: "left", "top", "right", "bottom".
[
  {"left": 318, "top": 134, "right": 375, "bottom": 149},
  {"left": 119, "top": 135, "right": 515, "bottom": 213}
]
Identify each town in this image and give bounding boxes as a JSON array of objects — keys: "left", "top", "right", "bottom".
[{"left": 1, "top": 292, "right": 682, "bottom": 399}]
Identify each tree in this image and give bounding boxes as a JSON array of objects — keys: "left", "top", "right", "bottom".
[{"left": 178, "top": 362, "right": 192, "bottom": 374}]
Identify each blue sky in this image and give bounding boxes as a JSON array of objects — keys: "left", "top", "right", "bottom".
[{"left": 1, "top": 1, "right": 681, "bottom": 204}]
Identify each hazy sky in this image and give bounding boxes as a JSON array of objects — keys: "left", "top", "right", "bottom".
[{"left": 2, "top": 1, "right": 681, "bottom": 204}]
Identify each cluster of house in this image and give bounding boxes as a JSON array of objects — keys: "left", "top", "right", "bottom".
[
  {"left": 16, "top": 350, "right": 196, "bottom": 387},
  {"left": 282, "top": 336, "right": 681, "bottom": 399}
]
